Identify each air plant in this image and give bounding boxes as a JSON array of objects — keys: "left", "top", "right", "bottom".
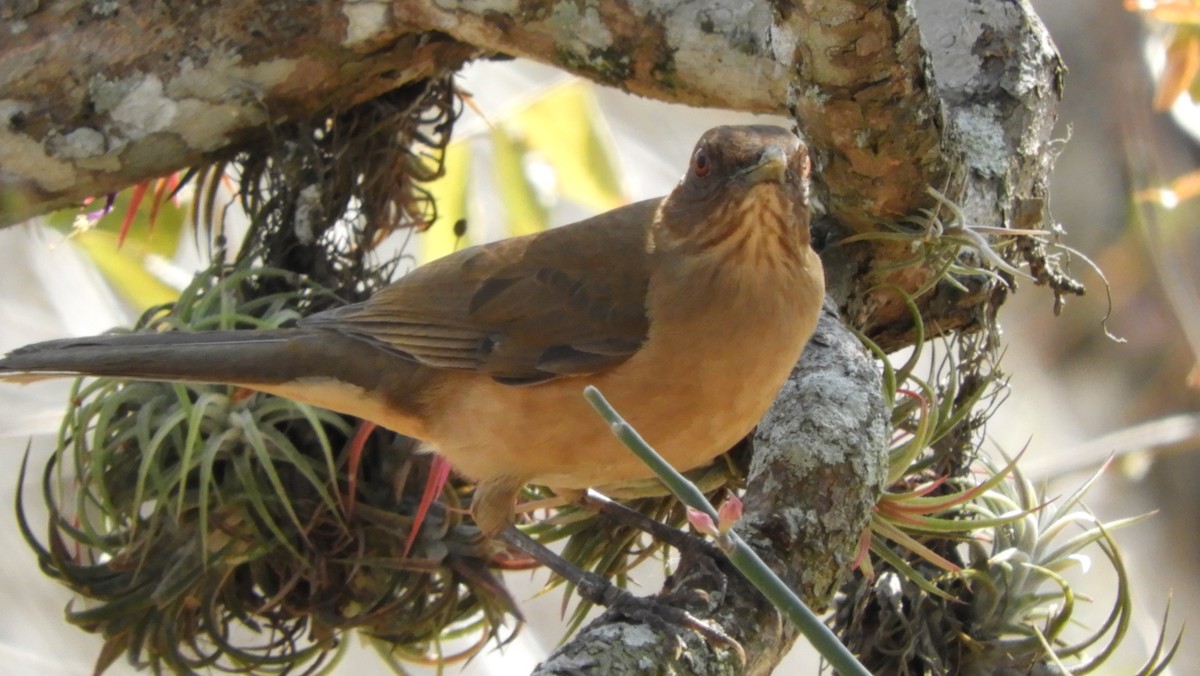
[
  {"left": 838, "top": 301, "right": 1180, "bottom": 674},
  {"left": 17, "top": 267, "right": 517, "bottom": 675}
]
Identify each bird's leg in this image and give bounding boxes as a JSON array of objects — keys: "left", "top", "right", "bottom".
[
  {"left": 513, "top": 488, "right": 719, "bottom": 561},
  {"left": 496, "top": 525, "right": 621, "bottom": 606},
  {"left": 470, "top": 476, "right": 527, "bottom": 537},
  {"left": 512, "top": 491, "right": 574, "bottom": 517},
  {"left": 403, "top": 454, "right": 454, "bottom": 557},
  {"left": 497, "top": 525, "right": 744, "bottom": 660},
  {"left": 578, "top": 489, "right": 724, "bottom": 559}
]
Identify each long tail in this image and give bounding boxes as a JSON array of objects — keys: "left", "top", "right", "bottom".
[
  {"left": 2, "top": 330, "right": 298, "bottom": 383},
  {"left": 0, "top": 330, "right": 432, "bottom": 435}
]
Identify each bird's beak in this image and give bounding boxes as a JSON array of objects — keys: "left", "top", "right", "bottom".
[{"left": 739, "top": 145, "right": 789, "bottom": 185}]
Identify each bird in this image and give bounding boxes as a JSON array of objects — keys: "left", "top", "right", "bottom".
[{"left": 0, "top": 125, "right": 826, "bottom": 536}]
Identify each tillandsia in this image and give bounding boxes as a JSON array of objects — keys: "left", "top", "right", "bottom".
[
  {"left": 9, "top": 78, "right": 537, "bottom": 675},
  {"left": 842, "top": 186, "right": 1121, "bottom": 337},
  {"left": 18, "top": 267, "right": 517, "bottom": 675},
  {"left": 837, "top": 321, "right": 1180, "bottom": 674}
]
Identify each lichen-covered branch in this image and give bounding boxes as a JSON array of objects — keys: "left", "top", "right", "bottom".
[
  {"left": 536, "top": 302, "right": 889, "bottom": 674},
  {"left": 0, "top": 0, "right": 478, "bottom": 225},
  {"left": 395, "top": 0, "right": 942, "bottom": 227},
  {"left": 843, "top": 0, "right": 1065, "bottom": 345},
  {"left": 1, "top": 0, "right": 1063, "bottom": 347}
]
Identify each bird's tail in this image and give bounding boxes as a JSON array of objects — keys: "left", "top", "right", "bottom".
[
  {"left": 1, "top": 330, "right": 297, "bottom": 384},
  {"left": 0, "top": 330, "right": 431, "bottom": 432}
]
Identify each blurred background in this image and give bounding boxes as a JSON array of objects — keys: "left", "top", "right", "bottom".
[{"left": 1, "top": 0, "right": 1197, "bottom": 673}]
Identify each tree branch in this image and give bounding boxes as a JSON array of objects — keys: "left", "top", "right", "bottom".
[
  {"left": 1, "top": 0, "right": 1063, "bottom": 344},
  {"left": 0, "top": 0, "right": 478, "bottom": 225},
  {"left": 395, "top": 0, "right": 942, "bottom": 225},
  {"left": 826, "top": 0, "right": 1064, "bottom": 347}
]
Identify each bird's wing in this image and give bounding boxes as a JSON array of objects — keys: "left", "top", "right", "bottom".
[{"left": 301, "top": 199, "right": 659, "bottom": 385}]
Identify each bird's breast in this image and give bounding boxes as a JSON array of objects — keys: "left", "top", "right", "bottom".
[{"left": 423, "top": 246, "right": 823, "bottom": 493}]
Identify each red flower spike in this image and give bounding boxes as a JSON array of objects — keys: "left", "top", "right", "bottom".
[
  {"left": 403, "top": 454, "right": 452, "bottom": 557},
  {"left": 117, "top": 182, "right": 150, "bottom": 248},
  {"left": 343, "top": 421, "right": 376, "bottom": 517},
  {"left": 147, "top": 174, "right": 181, "bottom": 231}
]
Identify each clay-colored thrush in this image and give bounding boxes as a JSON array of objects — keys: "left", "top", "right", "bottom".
[{"left": 0, "top": 125, "right": 825, "bottom": 535}]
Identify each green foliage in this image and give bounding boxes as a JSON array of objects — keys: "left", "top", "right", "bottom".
[
  {"left": 17, "top": 269, "right": 516, "bottom": 675},
  {"left": 838, "top": 270, "right": 1179, "bottom": 673},
  {"left": 15, "top": 78, "right": 536, "bottom": 674}
]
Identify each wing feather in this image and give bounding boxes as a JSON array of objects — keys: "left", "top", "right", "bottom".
[{"left": 301, "top": 199, "right": 659, "bottom": 384}]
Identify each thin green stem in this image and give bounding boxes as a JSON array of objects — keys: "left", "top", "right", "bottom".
[{"left": 583, "top": 385, "right": 870, "bottom": 676}]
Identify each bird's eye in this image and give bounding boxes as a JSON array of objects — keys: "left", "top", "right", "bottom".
[{"left": 693, "top": 148, "right": 711, "bottom": 177}]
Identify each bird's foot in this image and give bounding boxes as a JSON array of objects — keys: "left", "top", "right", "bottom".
[
  {"left": 470, "top": 476, "right": 527, "bottom": 537},
  {"left": 579, "top": 489, "right": 724, "bottom": 559},
  {"left": 497, "top": 525, "right": 745, "bottom": 662},
  {"left": 592, "top": 580, "right": 745, "bottom": 663}
]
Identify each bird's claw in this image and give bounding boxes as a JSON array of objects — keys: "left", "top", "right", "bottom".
[
  {"left": 497, "top": 525, "right": 745, "bottom": 662},
  {"left": 586, "top": 581, "right": 745, "bottom": 665}
]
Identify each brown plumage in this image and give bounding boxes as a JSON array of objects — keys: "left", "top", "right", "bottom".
[{"left": 0, "top": 125, "right": 825, "bottom": 535}]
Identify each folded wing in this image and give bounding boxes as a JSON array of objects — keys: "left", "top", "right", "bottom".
[{"left": 302, "top": 199, "right": 659, "bottom": 385}]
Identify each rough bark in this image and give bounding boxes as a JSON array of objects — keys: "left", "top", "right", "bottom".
[
  {"left": 849, "top": 0, "right": 1065, "bottom": 346},
  {"left": 534, "top": 301, "right": 889, "bottom": 675},
  {"left": 0, "top": 0, "right": 479, "bottom": 223}
]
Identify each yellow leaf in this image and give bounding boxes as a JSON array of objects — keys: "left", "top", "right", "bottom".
[
  {"left": 1129, "top": 0, "right": 1200, "bottom": 25},
  {"left": 492, "top": 124, "right": 549, "bottom": 238},
  {"left": 1155, "top": 33, "right": 1200, "bottom": 110},
  {"left": 1133, "top": 167, "right": 1200, "bottom": 206},
  {"left": 420, "top": 140, "right": 472, "bottom": 263},
  {"left": 73, "top": 230, "right": 180, "bottom": 311},
  {"left": 513, "top": 81, "right": 625, "bottom": 212},
  {"left": 415, "top": 79, "right": 624, "bottom": 256}
]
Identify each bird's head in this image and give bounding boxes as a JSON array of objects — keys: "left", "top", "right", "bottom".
[{"left": 651, "top": 125, "right": 812, "bottom": 266}]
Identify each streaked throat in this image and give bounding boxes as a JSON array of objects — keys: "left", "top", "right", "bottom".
[{"left": 689, "top": 185, "right": 807, "bottom": 275}]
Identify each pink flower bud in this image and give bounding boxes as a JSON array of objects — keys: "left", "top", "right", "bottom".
[{"left": 687, "top": 507, "right": 718, "bottom": 537}]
